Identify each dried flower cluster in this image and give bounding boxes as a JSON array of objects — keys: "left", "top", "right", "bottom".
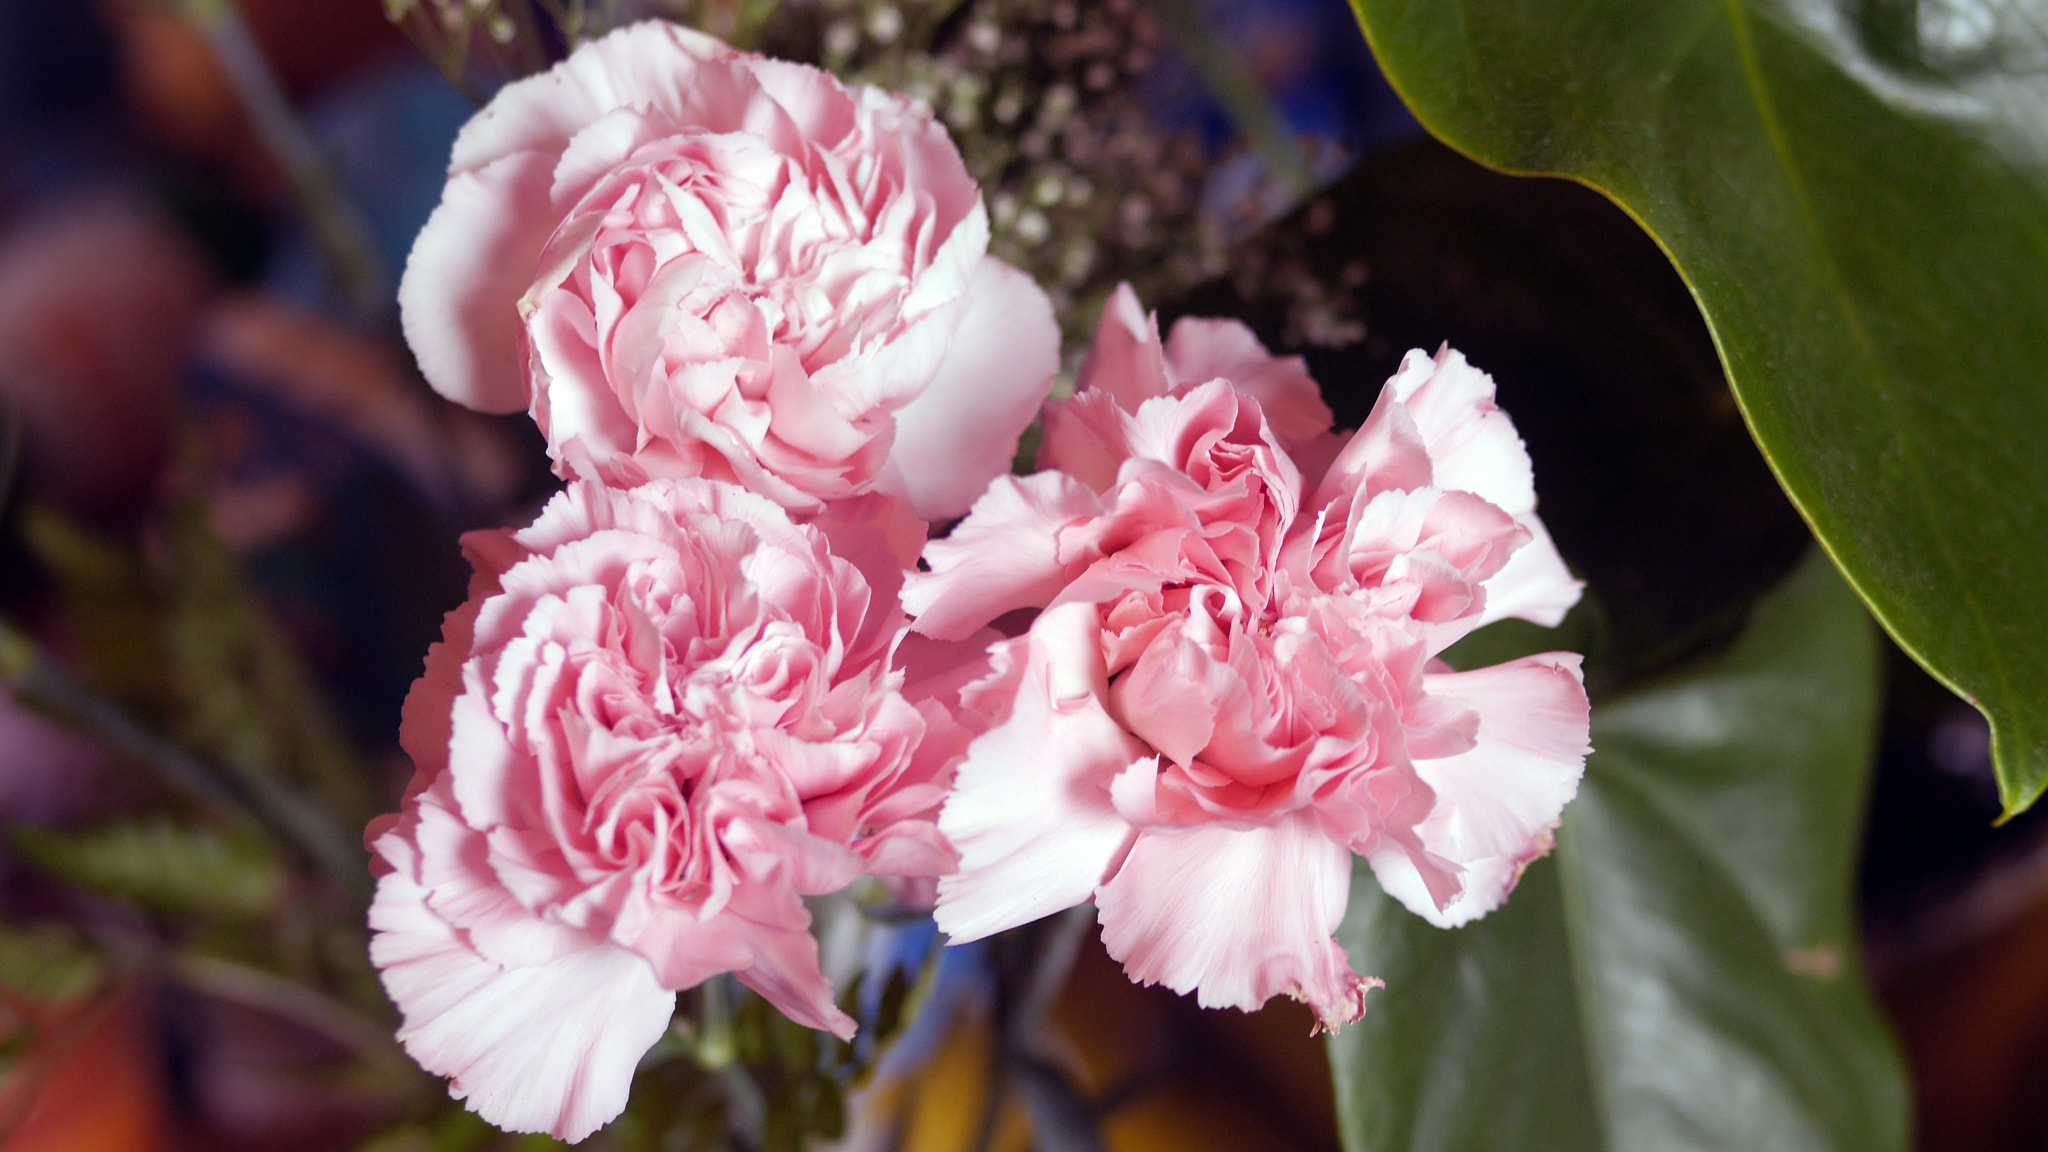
[{"left": 396, "top": 0, "right": 1232, "bottom": 345}]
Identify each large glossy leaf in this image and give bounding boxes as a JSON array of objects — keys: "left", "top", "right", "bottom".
[
  {"left": 1347, "top": 0, "right": 2048, "bottom": 813},
  {"left": 1328, "top": 551, "right": 1908, "bottom": 1151}
]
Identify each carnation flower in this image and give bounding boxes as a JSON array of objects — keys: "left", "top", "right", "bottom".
[
  {"left": 367, "top": 479, "right": 959, "bottom": 1142},
  {"left": 904, "top": 287, "right": 1589, "bottom": 1030},
  {"left": 399, "top": 21, "right": 1059, "bottom": 519}
]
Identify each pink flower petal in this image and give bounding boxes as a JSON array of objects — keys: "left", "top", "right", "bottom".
[
  {"left": 369, "top": 866, "right": 675, "bottom": 1143},
  {"left": 883, "top": 256, "right": 1060, "bottom": 520},
  {"left": 897, "top": 188, "right": 992, "bottom": 319},
  {"left": 856, "top": 819, "right": 960, "bottom": 877},
  {"left": 398, "top": 150, "right": 558, "bottom": 413},
  {"left": 383, "top": 590, "right": 491, "bottom": 846},
  {"left": 1073, "top": 282, "right": 1170, "bottom": 409},
  {"left": 1369, "top": 653, "right": 1589, "bottom": 927},
  {"left": 1385, "top": 347, "right": 1581, "bottom": 628},
  {"left": 1161, "top": 315, "right": 1332, "bottom": 452},
  {"left": 377, "top": 476, "right": 961, "bottom": 1098},
  {"left": 808, "top": 493, "right": 924, "bottom": 647},
  {"left": 1302, "top": 387, "right": 1434, "bottom": 517},
  {"left": 904, "top": 472, "right": 1104, "bottom": 641},
  {"left": 1038, "top": 386, "right": 1134, "bottom": 491},
  {"left": 715, "top": 869, "right": 859, "bottom": 1039},
  {"left": 411, "top": 20, "right": 1021, "bottom": 511},
  {"left": 1473, "top": 515, "right": 1581, "bottom": 631},
  {"left": 1095, "top": 815, "right": 1379, "bottom": 1031},
  {"left": 934, "top": 602, "right": 1143, "bottom": 942},
  {"left": 1383, "top": 347, "right": 1534, "bottom": 518},
  {"left": 402, "top": 793, "right": 590, "bottom": 968},
  {"left": 444, "top": 22, "right": 734, "bottom": 175}
]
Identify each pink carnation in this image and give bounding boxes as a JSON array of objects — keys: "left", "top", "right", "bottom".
[
  {"left": 905, "top": 288, "right": 1588, "bottom": 1030},
  {"left": 367, "top": 479, "right": 958, "bottom": 1142},
  {"left": 399, "top": 21, "right": 1059, "bottom": 519}
]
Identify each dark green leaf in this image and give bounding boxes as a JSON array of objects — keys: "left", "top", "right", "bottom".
[
  {"left": 1349, "top": 0, "right": 2048, "bottom": 814},
  {"left": 1329, "top": 551, "right": 1908, "bottom": 1151}
]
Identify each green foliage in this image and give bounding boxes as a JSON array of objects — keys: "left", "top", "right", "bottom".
[
  {"left": 1348, "top": 0, "right": 2048, "bottom": 815},
  {"left": 1329, "top": 551, "right": 1908, "bottom": 1151},
  {"left": 0, "top": 922, "right": 106, "bottom": 1118},
  {"left": 159, "top": 494, "right": 372, "bottom": 831},
  {"left": 13, "top": 494, "right": 369, "bottom": 890},
  {"left": 13, "top": 818, "right": 283, "bottom": 920},
  {"left": 0, "top": 923, "right": 103, "bottom": 1010}
]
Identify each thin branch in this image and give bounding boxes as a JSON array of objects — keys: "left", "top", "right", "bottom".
[
  {"left": 0, "top": 620, "right": 369, "bottom": 898},
  {"left": 1150, "top": 0, "right": 1314, "bottom": 197},
  {"left": 170, "top": 952, "right": 401, "bottom": 1062},
  {"left": 169, "top": 0, "right": 389, "bottom": 317}
]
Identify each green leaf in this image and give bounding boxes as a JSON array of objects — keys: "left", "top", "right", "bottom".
[
  {"left": 1348, "top": 0, "right": 2048, "bottom": 814},
  {"left": 14, "top": 817, "right": 284, "bottom": 919},
  {"left": 1328, "top": 551, "right": 1908, "bottom": 1151},
  {"left": 0, "top": 923, "right": 102, "bottom": 1008}
]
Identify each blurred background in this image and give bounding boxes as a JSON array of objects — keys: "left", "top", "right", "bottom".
[{"left": 0, "top": 0, "right": 2037, "bottom": 1149}]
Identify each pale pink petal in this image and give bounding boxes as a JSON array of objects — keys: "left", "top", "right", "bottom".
[
  {"left": 1073, "top": 282, "right": 1170, "bottom": 410},
  {"left": 1384, "top": 347, "right": 1535, "bottom": 518},
  {"left": 898, "top": 194, "right": 991, "bottom": 318},
  {"left": 1304, "top": 382, "right": 1434, "bottom": 514},
  {"left": 1386, "top": 349, "right": 1583, "bottom": 632},
  {"left": 1363, "top": 825, "right": 1477, "bottom": 931},
  {"left": 716, "top": 870, "right": 858, "bottom": 1039},
  {"left": 934, "top": 602, "right": 1143, "bottom": 942},
  {"left": 905, "top": 472, "right": 1103, "bottom": 641},
  {"left": 399, "top": 151, "right": 557, "bottom": 413},
  {"left": 882, "top": 256, "right": 1059, "bottom": 519},
  {"left": 419, "top": 21, "right": 1000, "bottom": 509},
  {"left": 369, "top": 868, "right": 675, "bottom": 1143},
  {"left": 1161, "top": 316, "right": 1332, "bottom": 451},
  {"left": 723, "top": 816, "right": 869, "bottom": 897},
  {"left": 387, "top": 591, "right": 489, "bottom": 825},
  {"left": 1370, "top": 654, "right": 1589, "bottom": 927},
  {"left": 528, "top": 288, "right": 639, "bottom": 470},
  {"left": 1289, "top": 429, "right": 1349, "bottom": 497},
  {"left": 733, "top": 925, "right": 858, "bottom": 1040},
  {"left": 746, "top": 55, "right": 859, "bottom": 146},
  {"left": 445, "top": 22, "right": 734, "bottom": 174},
  {"left": 1107, "top": 618, "right": 1233, "bottom": 769},
  {"left": 443, "top": 685, "right": 531, "bottom": 832},
  {"left": 814, "top": 295, "right": 962, "bottom": 424},
  {"left": 1038, "top": 387, "right": 1134, "bottom": 492},
  {"left": 403, "top": 794, "right": 591, "bottom": 968},
  {"left": 1471, "top": 516, "right": 1581, "bottom": 632},
  {"left": 598, "top": 251, "right": 721, "bottom": 417},
  {"left": 896, "top": 630, "right": 1001, "bottom": 707},
  {"left": 1094, "top": 816, "right": 1378, "bottom": 1031},
  {"left": 856, "top": 819, "right": 958, "bottom": 876},
  {"left": 1318, "top": 348, "right": 1581, "bottom": 636},
  {"left": 808, "top": 492, "right": 925, "bottom": 661},
  {"left": 545, "top": 107, "right": 679, "bottom": 207},
  {"left": 606, "top": 902, "right": 756, "bottom": 997}
]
